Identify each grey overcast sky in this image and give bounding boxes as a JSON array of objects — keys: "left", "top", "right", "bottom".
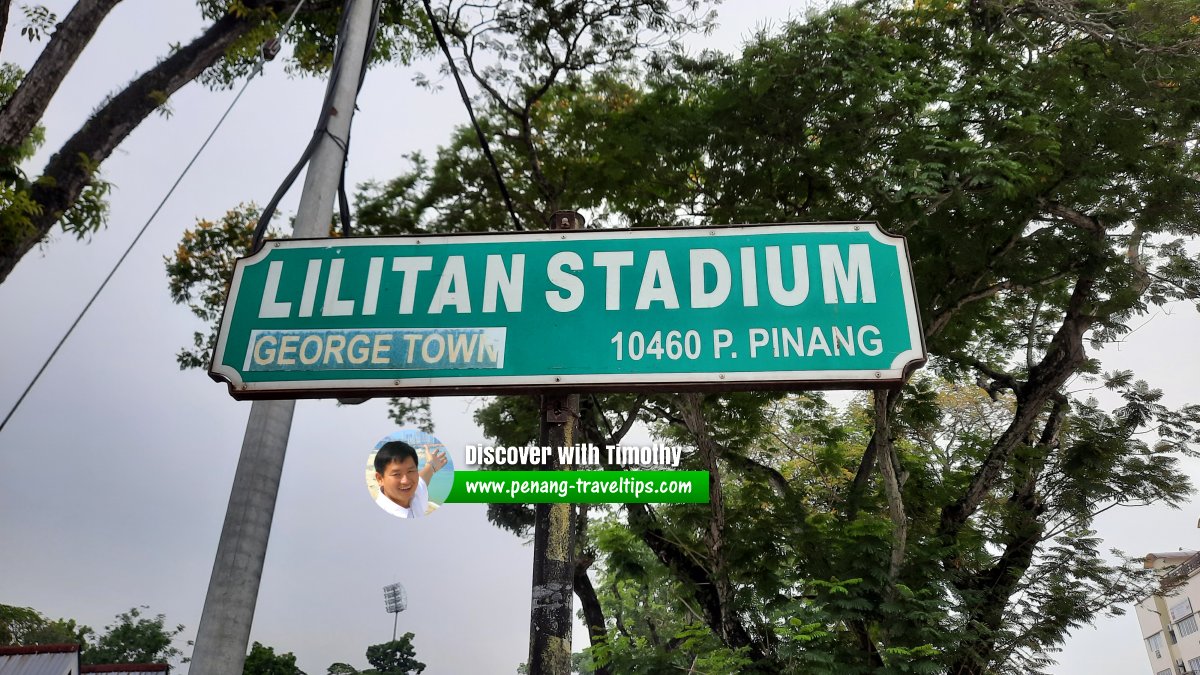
[{"left": 0, "top": 2, "right": 1197, "bottom": 674}]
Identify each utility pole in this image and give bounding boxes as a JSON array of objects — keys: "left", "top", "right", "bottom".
[
  {"left": 188, "top": 2, "right": 376, "bottom": 673},
  {"left": 528, "top": 210, "right": 583, "bottom": 675}
]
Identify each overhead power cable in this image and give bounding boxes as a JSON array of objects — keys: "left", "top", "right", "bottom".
[
  {"left": 420, "top": 0, "right": 524, "bottom": 231},
  {"left": 0, "top": 0, "right": 309, "bottom": 435}
]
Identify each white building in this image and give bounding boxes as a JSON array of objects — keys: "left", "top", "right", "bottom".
[{"left": 1137, "top": 551, "right": 1200, "bottom": 675}]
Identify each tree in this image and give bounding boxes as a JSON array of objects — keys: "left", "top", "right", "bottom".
[
  {"left": 244, "top": 641, "right": 306, "bottom": 675},
  {"left": 166, "top": 0, "right": 1200, "bottom": 671},
  {"left": 165, "top": 0, "right": 716, "bottom": 430},
  {"left": 0, "top": 0, "right": 433, "bottom": 284},
  {"left": 0, "top": 603, "right": 91, "bottom": 646},
  {"left": 1, "top": 604, "right": 188, "bottom": 666},
  {"left": 82, "top": 606, "right": 188, "bottom": 666},
  {"left": 364, "top": 634, "right": 425, "bottom": 675},
  {"left": 383, "top": 0, "right": 1200, "bottom": 670},
  {"left": 165, "top": 203, "right": 276, "bottom": 369}
]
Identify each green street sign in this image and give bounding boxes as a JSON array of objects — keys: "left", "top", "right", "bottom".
[{"left": 209, "top": 223, "right": 925, "bottom": 399}]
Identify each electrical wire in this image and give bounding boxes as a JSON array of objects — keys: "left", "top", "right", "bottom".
[
  {"left": 251, "top": 0, "right": 354, "bottom": 250},
  {"left": 252, "top": 0, "right": 383, "bottom": 249},
  {"left": 0, "top": 0, "right": 309, "bottom": 435},
  {"left": 420, "top": 0, "right": 524, "bottom": 231}
]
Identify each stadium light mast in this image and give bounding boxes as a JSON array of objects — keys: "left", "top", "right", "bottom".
[{"left": 383, "top": 582, "right": 407, "bottom": 641}]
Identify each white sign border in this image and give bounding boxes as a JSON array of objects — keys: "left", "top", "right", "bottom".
[{"left": 210, "top": 222, "right": 926, "bottom": 398}]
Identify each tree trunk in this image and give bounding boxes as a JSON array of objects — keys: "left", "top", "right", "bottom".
[
  {"left": 939, "top": 275, "right": 1093, "bottom": 543},
  {"left": 624, "top": 500, "right": 762, "bottom": 662},
  {"left": 676, "top": 393, "right": 739, "bottom": 644},
  {"left": 573, "top": 559, "right": 612, "bottom": 675},
  {"left": 0, "top": 0, "right": 124, "bottom": 152},
  {"left": 948, "top": 399, "right": 1063, "bottom": 673},
  {"left": 0, "top": 0, "right": 12, "bottom": 52},
  {"left": 948, "top": 475, "right": 1046, "bottom": 673},
  {"left": 873, "top": 389, "right": 907, "bottom": 585}
]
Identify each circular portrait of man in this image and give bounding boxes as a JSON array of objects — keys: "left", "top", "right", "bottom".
[{"left": 366, "top": 429, "right": 455, "bottom": 519}]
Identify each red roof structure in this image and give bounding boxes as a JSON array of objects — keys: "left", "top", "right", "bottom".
[
  {"left": 0, "top": 645, "right": 168, "bottom": 675},
  {"left": 81, "top": 666, "right": 169, "bottom": 673},
  {"left": 0, "top": 643, "right": 80, "bottom": 675},
  {"left": 0, "top": 645, "right": 79, "bottom": 655}
]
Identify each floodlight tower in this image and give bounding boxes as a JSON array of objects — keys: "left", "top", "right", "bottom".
[{"left": 383, "top": 582, "right": 407, "bottom": 641}]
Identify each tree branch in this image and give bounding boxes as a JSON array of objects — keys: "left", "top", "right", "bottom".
[
  {"left": 0, "top": 0, "right": 14, "bottom": 58},
  {"left": 846, "top": 388, "right": 902, "bottom": 520},
  {"left": 0, "top": 0, "right": 124, "bottom": 152},
  {"left": 947, "top": 399, "right": 1062, "bottom": 674},
  {"left": 940, "top": 273, "right": 1094, "bottom": 546},
  {"left": 624, "top": 500, "right": 764, "bottom": 662},
  {"left": 941, "top": 353, "right": 1023, "bottom": 398},
  {"left": 1037, "top": 198, "right": 1104, "bottom": 237},
  {"left": 606, "top": 395, "right": 645, "bottom": 447},
  {"left": 1, "top": 0, "right": 299, "bottom": 283},
  {"left": 675, "top": 393, "right": 736, "bottom": 646},
  {"left": 873, "top": 389, "right": 908, "bottom": 585},
  {"left": 574, "top": 554, "right": 612, "bottom": 675},
  {"left": 927, "top": 270, "right": 1073, "bottom": 339}
]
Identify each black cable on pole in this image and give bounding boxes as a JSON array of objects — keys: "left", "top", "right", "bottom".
[
  {"left": 338, "top": 171, "right": 352, "bottom": 237},
  {"left": 420, "top": 0, "right": 524, "bottom": 231},
  {"left": 0, "top": 0, "right": 310, "bottom": 435},
  {"left": 252, "top": 0, "right": 356, "bottom": 250},
  {"left": 337, "top": 0, "right": 383, "bottom": 239},
  {"left": 252, "top": 0, "right": 382, "bottom": 248}
]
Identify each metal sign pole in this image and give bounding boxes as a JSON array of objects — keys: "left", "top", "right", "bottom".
[
  {"left": 528, "top": 211, "right": 583, "bottom": 675},
  {"left": 188, "top": 2, "right": 376, "bottom": 672}
]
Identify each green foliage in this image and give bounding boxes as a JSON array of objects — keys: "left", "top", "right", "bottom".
[
  {"left": 0, "top": 604, "right": 91, "bottom": 647},
  {"left": 19, "top": 5, "right": 56, "bottom": 42},
  {"left": 364, "top": 634, "right": 425, "bottom": 675},
  {"left": 148, "top": 90, "right": 174, "bottom": 119},
  {"left": 424, "top": 2, "right": 1200, "bottom": 665},
  {"left": 2, "top": 604, "right": 188, "bottom": 667},
  {"left": 244, "top": 641, "right": 306, "bottom": 675},
  {"left": 0, "top": 62, "right": 45, "bottom": 256},
  {"left": 196, "top": 0, "right": 434, "bottom": 90},
  {"left": 0, "top": 67, "right": 109, "bottom": 249},
  {"left": 0, "top": 604, "right": 46, "bottom": 644},
  {"left": 0, "top": 0, "right": 444, "bottom": 281},
  {"left": 166, "top": 0, "right": 1200, "bottom": 671},
  {"left": 578, "top": 518, "right": 754, "bottom": 674},
  {"left": 387, "top": 396, "right": 434, "bottom": 433},
  {"left": 54, "top": 153, "right": 112, "bottom": 241},
  {"left": 82, "top": 606, "right": 188, "bottom": 666},
  {"left": 164, "top": 204, "right": 268, "bottom": 370}
]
